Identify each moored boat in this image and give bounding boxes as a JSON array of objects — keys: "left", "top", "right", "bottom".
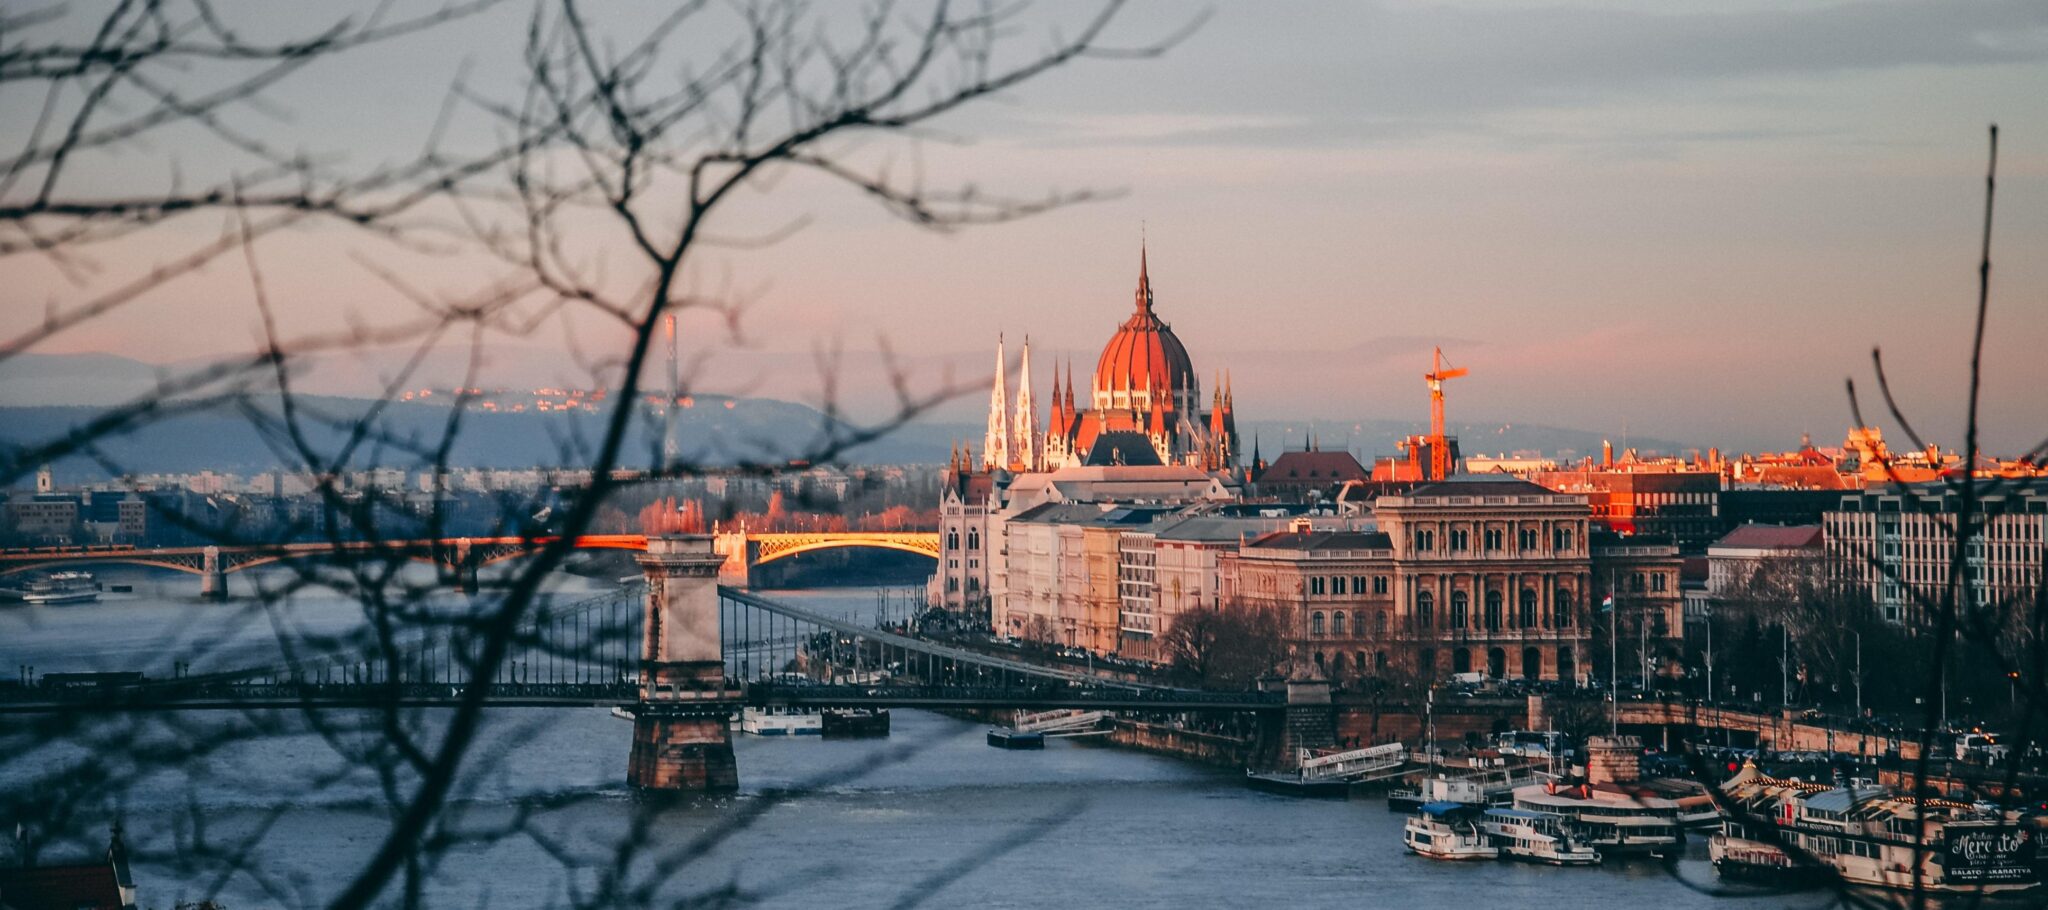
[
  {"left": 987, "top": 729, "right": 1045, "bottom": 750},
  {"left": 1404, "top": 802, "right": 1500, "bottom": 861},
  {"left": 1510, "top": 737, "right": 1687, "bottom": 856},
  {"left": 1482, "top": 807, "right": 1602, "bottom": 866},
  {"left": 821, "top": 707, "right": 890, "bottom": 738},
  {"left": 1715, "top": 760, "right": 2043, "bottom": 896},
  {"left": 741, "top": 706, "right": 821, "bottom": 736},
  {"left": 23, "top": 571, "right": 99, "bottom": 605}
]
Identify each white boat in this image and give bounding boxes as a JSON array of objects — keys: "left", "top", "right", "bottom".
[
  {"left": 1482, "top": 808, "right": 1602, "bottom": 866},
  {"left": 1404, "top": 802, "right": 1500, "bottom": 861},
  {"left": 740, "top": 706, "right": 821, "bottom": 736},
  {"left": 23, "top": 571, "right": 99, "bottom": 605},
  {"left": 1715, "top": 761, "right": 2043, "bottom": 896},
  {"left": 1512, "top": 780, "right": 1685, "bottom": 855}
]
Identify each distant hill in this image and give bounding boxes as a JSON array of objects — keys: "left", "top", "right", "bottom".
[
  {"left": 0, "top": 394, "right": 962, "bottom": 481},
  {"left": 1235, "top": 418, "right": 1696, "bottom": 464}
]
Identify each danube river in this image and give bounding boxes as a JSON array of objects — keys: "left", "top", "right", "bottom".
[{"left": 2, "top": 570, "right": 1825, "bottom": 909}]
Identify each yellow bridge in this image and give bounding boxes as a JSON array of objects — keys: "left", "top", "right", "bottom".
[{"left": 713, "top": 530, "right": 940, "bottom": 583}]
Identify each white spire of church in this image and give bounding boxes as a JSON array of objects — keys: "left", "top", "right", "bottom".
[
  {"left": 983, "top": 334, "right": 1010, "bottom": 471},
  {"left": 1012, "top": 336, "right": 1040, "bottom": 471}
]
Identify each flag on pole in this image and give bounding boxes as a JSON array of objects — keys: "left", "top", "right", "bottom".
[{"left": 1600, "top": 595, "right": 1615, "bottom": 613}]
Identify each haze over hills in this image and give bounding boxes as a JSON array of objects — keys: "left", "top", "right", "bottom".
[{"left": 2, "top": 349, "right": 1696, "bottom": 480}]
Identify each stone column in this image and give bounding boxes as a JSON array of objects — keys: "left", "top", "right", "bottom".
[
  {"left": 1280, "top": 673, "right": 1335, "bottom": 769},
  {"left": 199, "top": 546, "right": 226, "bottom": 600},
  {"left": 628, "top": 534, "right": 740, "bottom": 791}
]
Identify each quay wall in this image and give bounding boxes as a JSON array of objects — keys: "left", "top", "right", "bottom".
[
  {"left": 1101, "top": 719, "right": 1259, "bottom": 769},
  {"left": 1334, "top": 698, "right": 1531, "bottom": 748}
]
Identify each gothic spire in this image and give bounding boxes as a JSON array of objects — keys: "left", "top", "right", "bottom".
[
  {"left": 1067, "top": 361, "right": 1079, "bottom": 422},
  {"left": 1012, "top": 336, "right": 1040, "bottom": 472},
  {"left": 984, "top": 334, "right": 1010, "bottom": 471}
]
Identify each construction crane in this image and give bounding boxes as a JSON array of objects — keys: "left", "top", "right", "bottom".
[
  {"left": 663, "top": 313, "right": 679, "bottom": 469},
  {"left": 1424, "top": 346, "right": 1467, "bottom": 481}
]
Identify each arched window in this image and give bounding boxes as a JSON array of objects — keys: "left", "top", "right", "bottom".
[
  {"left": 1311, "top": 611, "right": 1326, "bottom": 636},
  {"left": 1558, "top": 647, "right": 1576, "bottom": 683},
  {"left": 1375, "top": 651, "right": 1388, "bottom": 673},
  {"left": 1357, "top": 650, "right": 1369, "bottom": 674},
  {"left": 946, "top": 530, "right": 960, "bottom": 550},
  {"left": 1375, "top": 610, "right": 1388, "bottom": 633},
  {"left": 1417, "top": 648, "right": 1436, "bottom": 678},
  {"left": 967, "top": 529, "right": 979, "bottom": 550},
  {"left": 1519, "top": 589, "right": 1537, "bottom": 628},
  {"left": 1522, "top": 646, "right": 1541, "bottom": 680},
  {"left": 1450, "top": 591, "right": 1468, "bottom": 629},
  {"left": 1556, "top": 590, "right": 1573, "bottom": 627},
  {"left": 1416, "top": 591, "right": 1434, "bottom": 628},
  {"left": 1314, "top": 650, "right": 1326, "bottom": 672},
  {"left": 1453, "top": 647, "right": 1472, "bottom": 674},
  {"left": 1487, "top": 647, "right": 1506, "bottom": 679},
  {"left": 1332, "top": 611, "right": 1348, "bottom": 637},
  {"left": 1484, "top": 591, "right": 1502, "bottom": 631}
]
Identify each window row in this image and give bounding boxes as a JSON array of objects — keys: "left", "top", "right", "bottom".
[
  {"left": 1411, "top": 527, "right": 1577, "bottom": 554},
  {"left": 1308, "top": 574, "right": 1391, "bottom": 596},
  {"left": 1413, "top": 589, "right": 1575, "bottom": 630}
]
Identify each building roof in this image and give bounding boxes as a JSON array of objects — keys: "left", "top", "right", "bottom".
[
  {"left": 1255, "top": 450, "right": 1369, "bottom": 484},
  {"left": 0, "top": 864, "right": 126, "bottom": 910},
  {"left": 1405, "top": 477, "right": 1556, "bottom": 498},
  {"left": 1080, "top": 431, "right": 1164, "bottom": 467},
  {"left": 1245, "top": 529, "right": 1391, "bottom": 551},
  {"left": 1151, "top": 514, "right": 1288, "bottom": 543},
  {"left": 1711, "top": 523, "right": 1823, "bottom": 551},
  {"left": 1743, "top": 465, "right": 1850, "bottom": 490}
]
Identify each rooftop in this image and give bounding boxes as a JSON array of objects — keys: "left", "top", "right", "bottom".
[{"left": 1710, "top": 523, "right": 1823, "bottom": 551}]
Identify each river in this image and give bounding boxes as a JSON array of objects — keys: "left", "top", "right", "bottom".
[{"left": 1, "top": 570, "right": 1826, "bottom": 908}]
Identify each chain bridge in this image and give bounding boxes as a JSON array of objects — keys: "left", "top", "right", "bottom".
[{"left": 1, "top": 535, "right": 1281, "bottom": 791}]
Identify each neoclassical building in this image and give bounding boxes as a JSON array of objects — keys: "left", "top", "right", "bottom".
[{"left": 1225, "top": 478, "right": 1601, "bottom": 683}]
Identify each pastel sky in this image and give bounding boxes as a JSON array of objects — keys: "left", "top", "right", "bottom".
[{"left": 7, "top": 1, "right": 2047, "bottom": 455}]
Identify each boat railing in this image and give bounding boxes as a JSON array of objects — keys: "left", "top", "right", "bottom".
[{"left": 1300, "top": 742, "right": 1408, "bottom": 781}]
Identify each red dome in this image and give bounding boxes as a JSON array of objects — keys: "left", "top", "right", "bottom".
[{"left": 1093, "top": 247, "right": 1196, "bottom": 408}]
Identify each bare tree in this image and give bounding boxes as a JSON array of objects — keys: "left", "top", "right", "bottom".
[{"left": 1, "top": 2, "right": 1193, "bottom": 907}]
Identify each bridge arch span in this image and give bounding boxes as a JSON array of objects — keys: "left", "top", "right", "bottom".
[
  {"left": 0, "top": 556, "right": 205, "bottom": 578},
  {"left": 750, "top": 536, "right": 940, "bottom": 566}
]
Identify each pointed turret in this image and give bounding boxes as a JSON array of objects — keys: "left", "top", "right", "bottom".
[
  {"left": 1012, "top": 336, "right": 1040, "bottom": 471},
  {"left": 1063, "top": 360, "right": 1078, "bottom": 424},
  {"left": 984, "top": 335, "right": 1010, "bottom": 471}
]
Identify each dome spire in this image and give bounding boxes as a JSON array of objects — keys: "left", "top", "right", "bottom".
[{"left": 1135, "top": 232, "right": 1153, "bottom": 315}]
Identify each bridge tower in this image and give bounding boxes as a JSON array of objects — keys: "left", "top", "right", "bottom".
[
  {"left": 628, "top": 534, "right": 741, "bottom": 791},
  {"left": 711, "top": 529, "right": 752, "bottom": 586},
  {"left": 199, "top": 546, "right": 227, "bottom": 600}
]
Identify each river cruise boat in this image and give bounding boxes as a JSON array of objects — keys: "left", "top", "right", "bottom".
[
  {"left": 22, "top": 571, "right": 99, "bottom": 605},
  {"left": 1713, "top": 761, "right": 2042, "bottom": 896},
  {"left": 1404, "top": 802, "right": 1500, "bottom": 861},
  {"left": 1482, "top": 808, "right": 1602, "bottom": 866},
  {"left": 740, "top": 706, "right": 821, "bottom": 736},
  {"left": 1511, "top": 780, "right": 1685, "bottom": 855},
  {"left": 1388, "top": 763, "right": 1551, "bottom": 812}
]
